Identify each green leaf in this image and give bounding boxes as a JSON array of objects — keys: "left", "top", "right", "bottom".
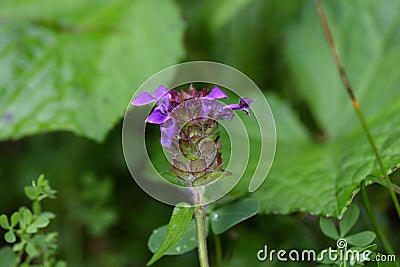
[
  {"left": 339, "top": 205, "right": 360, "bottom": 237},
  {"left": 0, "top": 246, "right": 17, "bottom": 267},
  {"left": 147, "top": 203, "right": 194, "bottom": 265},
  {"left": 148, "top": 220, "right": 200, "bottom": 256},
  {"left": 0, "top": 0, "right": 184, "bottom": 142},
  {"left": 24, "top": 186, "right": 38, "bottom": 200},
  {"left": 10, "top": 212, "right": 20, "bottom": 228},
  {"left": 21, "top": 209, "right": 32, "bottom": 225},
  {"left": 4, "top": 230, "right": 16, "bottom": 243},
  {"left": 319, "top": 218, "right": 339, "bottom": 240},
  {"left": 33, "top": 215, "right": 50, "bottom": 228},
  {"left": 0, "top": 214, "right": 10, "bottom": 229},
  {"left": 252, "top": 0, "right": 400, "bottom": 217},
  {"left": 26, "top": 225, "right": 38, "bottom": 234},
  {"left": 25, "top": 242, "right": 39, "bottom": 258},
  {"left": 346, "top": 231, "right": 376, "bottom": 247},
  {"left": 12, "top": 242, "right": 25, "bottom": 252},
  {"left": 210, "top": 198, "right": 259, "bottom": 234}
]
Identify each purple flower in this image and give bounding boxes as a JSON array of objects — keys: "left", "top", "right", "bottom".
[
  {"left": 131, "top": 84, "right": 255, "bottom": 186},
  {"left": 131, "top": 85, "right": 255, "bottom": 147}
]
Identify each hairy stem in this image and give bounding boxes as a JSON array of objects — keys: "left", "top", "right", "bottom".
[
  {"left": 314, "top": 0, "right": 400, "bottom": 220},
  {"left": 194, "top": 204, "right": 209, "bottom": 267}
]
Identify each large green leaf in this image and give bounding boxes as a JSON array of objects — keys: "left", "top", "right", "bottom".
[
  {"left": 0, "top": 0, "right": 184, "bottom": 142},
  {"left": 253, "top": 0, "right": 400, "bottom": 217},
  {"left": 147, "top": 203, "right": 194, "bottom": 265}
]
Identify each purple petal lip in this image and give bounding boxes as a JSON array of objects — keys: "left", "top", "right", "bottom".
[
  {"left": 145, "top": 108, "right": 168, "bottom": 124},
  {"left": 131, "top": 92, "right": 156, "bottom": 106},
  {"left": 223, "top": 97, "right": 255, "bottom": 115},
  {"left": 206, "top": 86, "right": 228, "bottom": 99},
  {"left": 154, "top": 85, "right": 169, "bottom": 100}
]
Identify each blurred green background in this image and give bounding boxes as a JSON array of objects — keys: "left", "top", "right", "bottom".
[{"left": 1, "top": 0, "right": 399, "bottom": 266}]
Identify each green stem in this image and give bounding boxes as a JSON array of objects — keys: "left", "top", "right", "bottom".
[
  {"left": 361, "top": 180, "right": 395, "bottom": 256},
  {"left": 194, "top": 205, "right": 209, "bottom": 267},
  {"left": 314, "top": 0, "right": 400, "bottom": 221},
  {"left": 214, "top": 233, "right": 222, "bottom": 267}
]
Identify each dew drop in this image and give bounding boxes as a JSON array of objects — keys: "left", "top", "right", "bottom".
[{"left": 212, "top": 213, "right": 219, "bottom": 220}]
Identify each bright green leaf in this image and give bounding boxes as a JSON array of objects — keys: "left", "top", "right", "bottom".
[
  {"left": 0, "top": 247, "right": 17, "bottom": 267},
  {"left": 22, "top": 209, "right": 32, "bottom": 225},
  {"left": 33, "top": 215, "right": 50, "bottom": 228},
  {"left": 339, "top": 204, "right": 360, "bottom": 237},
  {"left": 148, "top": 220, "right": 201, "bottom": 256},
  {"left": 4, "top": 230, "right": 16, "bottom": 243},
  {"left": 0, "top": 214, "right": 10, "bottom": 229},
  {"left": 40, "top": 211, "right": 56, "bottom": 219},
  {"left": 252, "top": 0, "right": 400, "bottom": 217},
  {"left": 147, "top": 203, "right": 194, "bottom": 265},
  {"left": 319, "top": 218, "right": 339, "bottom": 240},
  {"left": 10, "top": 212, "right": 20, "bottom": 228},
  {"left": 26, "top": 225, "right": 38, "bottom": 234},
  {"left": 346, "top": 231, "right": 376, "bottom": 247},
  {"left": 0, "top": 0, "right": 184, "bottom": 142},
  {"left": 25, "top": 242, "right": 39, "bottom": 258},
  {"left": 24, "top": 187, "right": 37, "bottom": 200},
  {"left": 12, "top": 242, "right": 25, "bottom": 252},
  {"left": 210, "top": 198, "right": 259, "bottom": 234}
]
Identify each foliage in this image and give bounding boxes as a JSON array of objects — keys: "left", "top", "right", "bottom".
[
  {"left": 0, "top": 0, "right": 184, "bottom": 142},
  {"left": 0, "top": 175, "right": 66, "bottom": 267}
]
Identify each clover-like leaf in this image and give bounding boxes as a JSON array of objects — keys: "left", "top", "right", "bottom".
[
  {"left": 339, "top": 204, "right": 360, "bottom": 237},
  {"left": 24, "top": 187, "right": 38, "bottom": 201},
  {"left": 4, "top": 230, "right": 16, "bottom": 243},
  {"left": 10, "top": 212, "right": 20, "bottom": 228},
  {"left": 319, "top": 217, "right": 339, "bottom": 240},
  {"left": 210, "top": 198, "right": 259, "bottom": 234},
  {"left": 0, "top": 214, "right": 10, "bottom": 229},
  {"left": 25, "top": 242, "right": 39, "bottom": 258},
  {"left": 346, "top": 231, "right": 376, "bottom": 247},
  {"left": 33, "top": 215, "right": 50, "bottom": 228}
]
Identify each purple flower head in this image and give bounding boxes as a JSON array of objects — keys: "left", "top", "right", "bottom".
[
  {"left": 131, "top": 84, "right": 255, "bottom": 186},
  {"left": 131, "top": 85, "right": 254, "bottom": 147}
]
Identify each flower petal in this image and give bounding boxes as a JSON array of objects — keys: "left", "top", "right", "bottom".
[
  {"left": 206, "top": 86, "right": 228, "bottom": 99},
  {"left": 131, "top": 92, "right": 155, "bottom": 106},
  {"left": 223, "top": 97, "right": 255, "bottom": 115},
  {"left": 146, "top": 108, "right": 168, "bottom": 124},
  {"left": 154, "top": 85, "right": 169, "bottom": 100}
]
